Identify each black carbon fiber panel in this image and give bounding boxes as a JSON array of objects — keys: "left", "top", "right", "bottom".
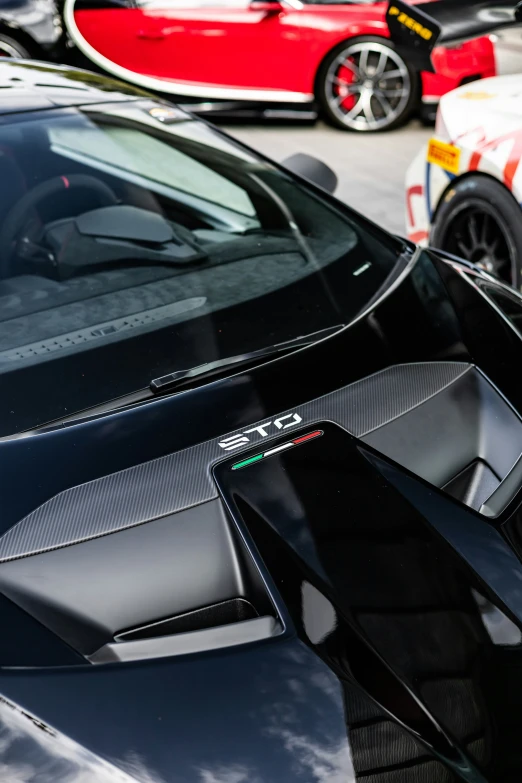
[
  {"left": 0, "top": 362, "right": 470, "bottom": 562},
  {"left": 323, "top": 361, "right": 470, "bottom": 436}
]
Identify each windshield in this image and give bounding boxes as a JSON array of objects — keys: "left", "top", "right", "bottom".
[{"left": 0, "top": 99, "right": 405, "bottom": 435}]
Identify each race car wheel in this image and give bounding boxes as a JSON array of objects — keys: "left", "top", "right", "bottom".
[
  {"left": 431, "top": 176, "right": 522, "bottom": 290},
  {"left": 317, "top": 37, "right": 418, "bottom": 132},
  {"left": 0, "top": 34, "right": 31, "bottom": 59}
]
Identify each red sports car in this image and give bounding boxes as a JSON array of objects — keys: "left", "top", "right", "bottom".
[{"left": 65, "top": 0, "right": 496, "bottom": 131}]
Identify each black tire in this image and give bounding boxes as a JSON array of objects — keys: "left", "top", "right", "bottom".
[
  {"left": 0, "top": 33, "right": 31, "bottom": 59},
  {"left": 316, "top": 36, "right": 419, "bottom": 132},
  {"left": 431, "top": 175, "right": 522, "bottom": 290}
]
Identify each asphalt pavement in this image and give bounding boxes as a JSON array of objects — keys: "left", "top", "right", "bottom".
[
  {"left": 224, "top": 33, "right": 522, "bottom": 238},
  {"left": 225, "top": 118, "right": 430, "bottom": 236}
]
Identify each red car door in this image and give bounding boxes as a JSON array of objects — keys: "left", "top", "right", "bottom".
[{"left": 70, "top": 0, "right": 309, "bottom": 97}]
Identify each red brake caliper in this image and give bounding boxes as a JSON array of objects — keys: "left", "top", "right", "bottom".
[{"left": 335, "top": 59, "right": 357, "bottom": 111}]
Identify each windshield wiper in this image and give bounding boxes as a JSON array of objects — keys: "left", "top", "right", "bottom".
[
  {"left": 150, "top": 324, "right": 344, "bottom": 394},
  {"left": 16, "top": 325, "right": 343, "bottom": 436}
]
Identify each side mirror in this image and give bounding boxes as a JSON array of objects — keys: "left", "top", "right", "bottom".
[{"left": 280, "top": 152, "right": 338, "bottom": 194}]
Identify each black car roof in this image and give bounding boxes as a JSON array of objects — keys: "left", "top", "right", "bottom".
[{"left": 0, "top": 60, "right": 150, "bottom": 115}]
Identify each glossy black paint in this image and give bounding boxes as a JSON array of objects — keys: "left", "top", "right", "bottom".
[
  {"left": 0, "top": 248, "right": 516, "bottom": 529},
  {"left": 0, "top": 250, "right": 458, "bottom": 529},
  {"left": 215, "top": 422, "right": 522, "bottom": 781},
  {"left": 1, "top": 247, "right": 522, "bottom": 781},
  {"left": 0, "top": 637, "right": 354, "bottom": 783},
  {"left": 3, "top": 65, "right": 522, "bottom": 783},
  {"left": 0, "top": 61, "right": 153, "bottom": 118}
]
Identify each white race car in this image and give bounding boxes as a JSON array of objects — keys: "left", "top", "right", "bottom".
[{"left": 405, "top": 72, "right": 522, "bottom": 290}]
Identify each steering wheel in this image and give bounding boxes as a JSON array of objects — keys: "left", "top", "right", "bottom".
[{"left": 0, "top": 174, "right": 118, "bottom": 278}]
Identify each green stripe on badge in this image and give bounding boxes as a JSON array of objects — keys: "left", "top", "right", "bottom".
[{"left": 232, "top": 454, "right": 264, "bottom": 470}]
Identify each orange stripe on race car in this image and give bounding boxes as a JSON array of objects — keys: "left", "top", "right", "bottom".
[
  {"left": 409, "top": 230, "right": 429, "bottom": 244},
  {"left": 469, "top": 149, "right": 482, "bottom": 171},
  {"left": 406, "top": 184, "right": 423, "bottom": 226},
  {"left": 505, "top": 134, "right": 522, "bottom": 190},
  {"left": 466, "top": 128, "right": 522, "bottom": 191}
]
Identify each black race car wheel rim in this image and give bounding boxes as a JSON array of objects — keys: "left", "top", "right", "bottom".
[{"left": 436, "top": 199, "right": 517, "bottom": 287}]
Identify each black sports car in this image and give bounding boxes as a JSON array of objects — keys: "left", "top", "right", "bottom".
[{"left": 4, "top": 58, "right": 522, "bottom": 783}]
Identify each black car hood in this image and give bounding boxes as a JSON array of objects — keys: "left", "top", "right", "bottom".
[{"left": 3, "top": 250, "right": 522, "bottom": 782}]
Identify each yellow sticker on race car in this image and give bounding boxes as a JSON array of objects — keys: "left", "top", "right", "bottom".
[
  {"left": 458, "top": 91, "right": 495, "bottom": 101},
  {"left": 387, "top": 5, "right": 434, "bottom": 40},
  {"left": 427, "top": 138, "right": 461, "bottom": 175}
]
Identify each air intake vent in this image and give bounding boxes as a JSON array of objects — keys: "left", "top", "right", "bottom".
[
  {"left": 116, "top": 598, "right": 258, "bottom": 642},
  {"left": 0, "top": 501, "right": 282, "bottom": 666}
]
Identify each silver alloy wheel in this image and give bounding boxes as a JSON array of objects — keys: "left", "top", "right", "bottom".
[
  {"left": 325, "top": 41, "right": 411, "bottom": 131},
  {"left": 0, "top": 40, "right": 24, "bottom": 58}
]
